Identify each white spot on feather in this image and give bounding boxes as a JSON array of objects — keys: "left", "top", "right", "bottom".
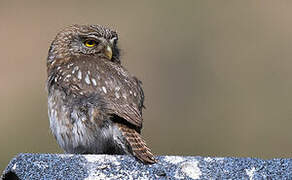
[
  {"left": 85, "top": 74, "right": 91, "bottom": 85},
  {"left": 72, "top": 66, "right": 79, "bottom": 74},
  {"left": 91, "top": 78, "right": 97, "bottom": 86},
  {"left": 67, "top": 63, "right": 74, "bottom": 68},
  {"left": 78, "top": 70, "right": 82, "bottom": 80},
  {"left": 102, "top": 86, "right": 107, "bottom": 93},
  {"left": 115, "top": 86, "right": 120, "bottom": 91},
  {"left": 115, "top": 92, "right": 120, "bottom": 99},
  {"left": 65, "top": 74, "right": 71, "bottom": 79}
]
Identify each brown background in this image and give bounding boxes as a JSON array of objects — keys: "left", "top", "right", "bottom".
[{"left": 1, "top": 0, "right": 292, "bottom": 171}]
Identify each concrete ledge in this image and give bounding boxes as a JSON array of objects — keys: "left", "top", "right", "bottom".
[{"left": 2, "top": 153, "right": 292, "bottom": 179}]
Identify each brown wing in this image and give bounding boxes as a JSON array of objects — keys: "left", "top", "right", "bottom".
[
  {"left": 51, "top": 56, "right": 144, "bottom": 129},
  {"left": 47, "top": 56, "right": 145, "bottom": 129},
  {"left": 118, "top": 123, "right": 157, "bottom": 164},
  {"left": 107, "top": 102, "right": 143, "bottom": 128},
  {"left": 93, "top": 57, "right": 144, "bottom": 129}
]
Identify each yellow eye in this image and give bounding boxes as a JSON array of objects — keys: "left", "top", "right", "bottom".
[{"left": 84, "top": 40, "right": 97, "bottom": 47}]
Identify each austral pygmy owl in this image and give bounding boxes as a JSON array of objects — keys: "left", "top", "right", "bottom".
[{"left": 46, "top": 24, "right": 157, "bottom": 164}]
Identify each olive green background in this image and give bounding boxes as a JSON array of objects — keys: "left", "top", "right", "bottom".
[{"left": 1, "top": 0, "right": 292, "bottom": 171}]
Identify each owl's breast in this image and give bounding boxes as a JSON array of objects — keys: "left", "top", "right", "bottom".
[{"left": 48, "top": 87, "right": 112, "bottom": 154}]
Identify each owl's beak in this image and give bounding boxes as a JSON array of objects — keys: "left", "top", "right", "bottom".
[{"left": 104, "top": 45, "right": 113, "bottom": 60}]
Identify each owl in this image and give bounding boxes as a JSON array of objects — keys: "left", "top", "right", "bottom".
[{"left": 46, "top": 24, "right": 157, "bottom": 164}]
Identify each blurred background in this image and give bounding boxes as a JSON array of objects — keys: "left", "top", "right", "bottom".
[{"left": 1, "top": 0, "right": 292, "bottom": 171}]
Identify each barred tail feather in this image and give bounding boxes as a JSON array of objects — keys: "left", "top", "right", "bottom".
[{"left": 118, "top": 123, "right": 157, "bottom": 164}]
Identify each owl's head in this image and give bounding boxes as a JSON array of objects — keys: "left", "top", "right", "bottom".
[{"left": 47, "top": 24, "right": 120, "bottom": 67}]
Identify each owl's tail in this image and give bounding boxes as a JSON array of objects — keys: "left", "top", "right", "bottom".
[{"left": 118, "top": 123, "right": 157, "bottom": 164}]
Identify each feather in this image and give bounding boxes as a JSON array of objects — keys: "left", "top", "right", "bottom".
[{"left": 118, "top": 123, "right": 157, "bottom": 164}]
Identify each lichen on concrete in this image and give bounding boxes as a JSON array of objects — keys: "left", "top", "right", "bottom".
[{"left": 2, "top": 154, "right": 292, "bottom": 179}]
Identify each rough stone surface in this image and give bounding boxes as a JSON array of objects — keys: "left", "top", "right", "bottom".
[{"left": 1, "top": 153, "right": 292, "bottom": 179}]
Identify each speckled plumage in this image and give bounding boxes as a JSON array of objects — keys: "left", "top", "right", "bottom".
[{"left": 47, "top": 24, "right": 156, "bottom": 164}]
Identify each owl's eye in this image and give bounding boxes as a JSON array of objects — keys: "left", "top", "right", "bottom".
[{"left": 84, "top": 40, "right": 98, "bottom": 47}]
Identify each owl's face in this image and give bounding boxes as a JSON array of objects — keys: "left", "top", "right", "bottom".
[{"left": 47, "top": 24, "right": 120, "bottom": 69}]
